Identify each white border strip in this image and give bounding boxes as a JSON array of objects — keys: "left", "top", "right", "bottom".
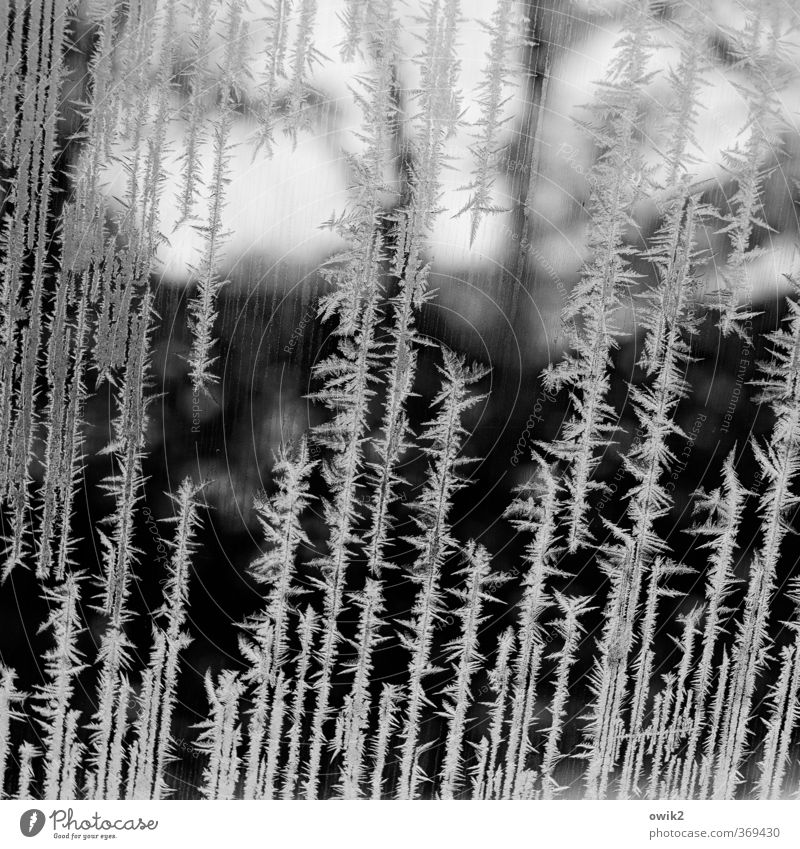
[{"left": 1, "top": 800, "right": 798, "bottom": 849}]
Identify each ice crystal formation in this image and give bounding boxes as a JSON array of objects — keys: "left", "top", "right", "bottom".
[{"left": 2, "top": 0, "right": 800, "bottom": 801}]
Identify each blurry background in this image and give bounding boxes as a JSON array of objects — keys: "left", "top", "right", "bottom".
[
  {"left": 3, "top": 0, "right": 800, "bottom": 794},
  {"left": 65, "top": 0, "right": 800, "bottom": 524}
]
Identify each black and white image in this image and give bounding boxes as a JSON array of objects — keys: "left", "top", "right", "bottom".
[{"left": 2, "top": 0, "right": 800, "bottom": 804}]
